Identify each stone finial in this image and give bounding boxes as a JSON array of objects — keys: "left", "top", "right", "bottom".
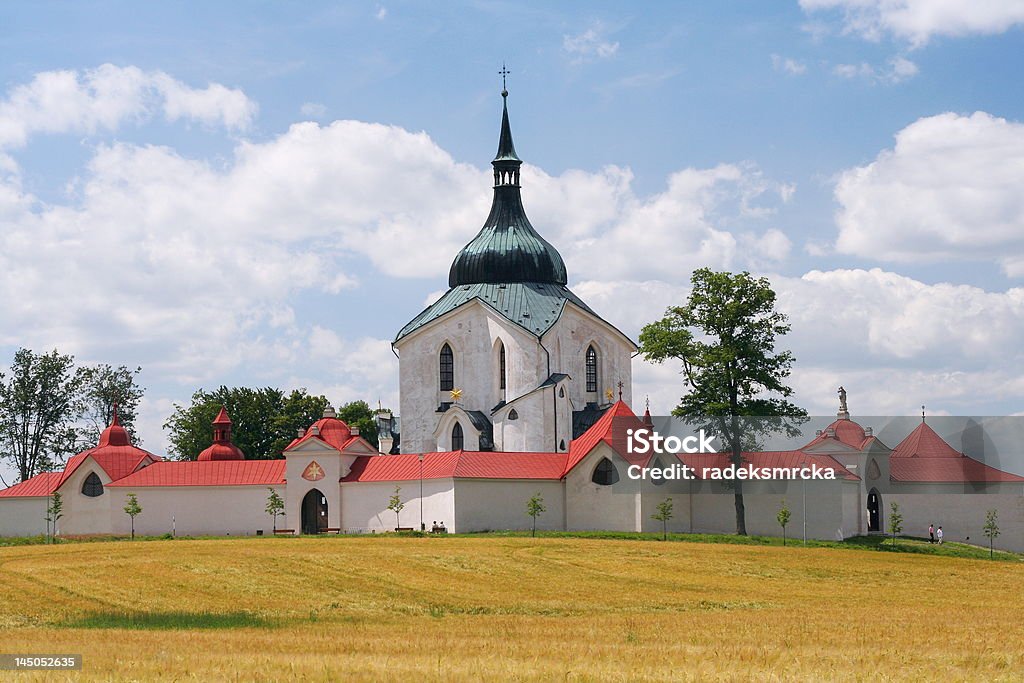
[{"left": 323, "top": 405, "right": 337, "bottom": 419}]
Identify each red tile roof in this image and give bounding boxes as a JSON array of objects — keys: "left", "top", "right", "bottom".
[
  {"left": 564, "top": 401, "right": 648, "bottom": 474},
  {"left": 107, "top": 460, "right": 286, "bottom": 487},
  {"left": 891, "top": 421, "right": 963, "bottom": 458},
  {"left": 0, "top": 472, "right": 63, "bottom": 498},
  {"left": 887, "top": 421, "right": 1024, "bottom": 483},
  {"left": 342, "top": 451, "right": 568, "bottom": 482},
  {"left": 678, "top": 450, "right": 860, "bottom": 481},
  {"left": 58, "top": 445, "right": 159, "bottom": 490},
  {"left": 890, "top": 457, "right": 1024, "bottom": 483},
  {"left": 801, "top": 418, "right": 876, "bottom": 451}
]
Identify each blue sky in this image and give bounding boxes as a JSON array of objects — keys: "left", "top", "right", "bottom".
[{"left": 2, "top": 1, "right": 1024, "bottom": 473}]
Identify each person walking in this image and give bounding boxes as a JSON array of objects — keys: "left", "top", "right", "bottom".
[
  {"left": 928, "top": 523, "right": 935, "bottom": 544},
  {"left": 936, "top": 526, "right": 944, "bottom": 544}
]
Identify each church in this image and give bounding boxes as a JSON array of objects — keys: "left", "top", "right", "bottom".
[{"left": 2, "top": 91, "right": 1023, "bottom": 551}]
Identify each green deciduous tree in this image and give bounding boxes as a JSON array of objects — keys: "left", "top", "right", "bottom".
[
  {"left": 526, "top": 493, "right": 546, "bottom": 537},
  {"left": 335, "top": 400, "right": 380, "bottom": 450},
  {"left": 0, "top": 348, "right": 86, "bottom": 483},
  {"left": 387, "top": 486, "right": 405, "bottom": 531},
  {"left": 639, "top": 269, "right": 807, "bottom": 535},
  {"left": 777, "top": 499, "right": 791, "bottom": 546},
  {"left": 888, "top": 502, "right": 903, "bottom": 546},
  {"left": 266, "top": 488, "right": 285, "bottom": 532},
  {"left": 79, "top": 364, "right": 144, "bottom": 447},
  {"left": 652, "top": 497, "right": 674, "bottom": 541},
  {"left": 983, "top": 509, "right": 1000, "bottom": 559},
  {"left": 124, "top": 493, "right": 142, "bottom": 540},
  {"left": 46, "top": 491, "right": 64, "bottom": 543},
  {"left": 163, "top": 387, "right": 330, "bottom": 460}
]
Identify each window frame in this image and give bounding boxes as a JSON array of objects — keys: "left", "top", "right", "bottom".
[{"left": 439, "top": 343, "right": 454, "bottom": 391}]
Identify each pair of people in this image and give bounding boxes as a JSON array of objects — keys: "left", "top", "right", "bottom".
[
  {"left": 431, "top": 520, "right": 447, "bottom": 533},
  {"left": 928, "top": 523, "right": 944, "bottom": 544}
]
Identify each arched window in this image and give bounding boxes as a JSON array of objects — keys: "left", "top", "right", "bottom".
[
  {"left": 559, "top": 439, "right": 566, "bottom": 451},
  {"left": 585, "top": 345, "right": 598, "bottom": 393},
  {"left": 82, "top": 472, "right": 104, "bottom": 497},
  {"left": 498, "top": 342, "right": 506, "bottom": 391},
  {"left": 592, "top": 457, "right": 619, "bottom": 486},
  {"left": 651, "top": 457, "right": 666, "bottom": 486},
  {"left": 439, "top": 343, "right": 454, "bottom": 391},
  {"left": 451, "top": 422, "right": 464, "bottom": 450},
  {"left": 508, "top": 409, "right": 519, "bottom": 421}
]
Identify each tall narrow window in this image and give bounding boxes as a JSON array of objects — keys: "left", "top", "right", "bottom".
[
  {"left": 439, "top": 343, "right": 454, "bottom": 391},
  {"left": 499, "top": 342, "right": 506, "bottom": 391},
  {"left": 585, "top": 345, "right": 598, "bottom": 393},
  {"left": 451, "top": 422, "right": 464, "bottom": 450},
  {"left": 82, "top": 472, "right": 104, "bottom": 497}
]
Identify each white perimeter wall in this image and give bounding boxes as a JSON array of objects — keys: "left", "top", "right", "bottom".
[
  {"left": 888, "top": 486, "right": 1024, "bottom": 552},
  {"left": 108, "top": 486, "right": 285, "bottom": 537},
  {"left": 0, "top": 498, "right": 51, "bottom": 536},
  {"left": 454, "top": 479, "right": 565, "bottom": 532},
  {"left": 341, "top": 479, "right": 455, "bottom": 533}
]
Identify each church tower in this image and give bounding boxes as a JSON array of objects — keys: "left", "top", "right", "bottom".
[{"left": 393, "top": 86, "right": 636, "bottom": 454}]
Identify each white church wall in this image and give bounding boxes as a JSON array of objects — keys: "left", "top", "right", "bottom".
[
  {"left": 565, "top": 444, "right": 642, "bottom": 531},
  {"left": 543, "top": 304, "right": 634, "bottom": 409},
  {"left": 396, "top": 302, "right": 544, "bottom": 454},
  {"left": 453, "top": 479, "right": 565, "bottom": 532},
  {"left": 492, "top": 388, "right": 556, "bottom": 453},
  {"left": 341, "top": 479, "right": 455, "bottom": 533},
  {"left": 58, "top": 460, "right": 116, "bottom": 536},
  {"left": 0, "top": 498, "right": 50, "bottom": 536},
  {"left": 108, "top": 486, "right": 285, "bottom": 537}
]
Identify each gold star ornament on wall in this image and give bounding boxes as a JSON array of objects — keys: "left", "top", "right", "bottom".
[{"left": 450, "top": 388, "right": 463, "bottom": 402}]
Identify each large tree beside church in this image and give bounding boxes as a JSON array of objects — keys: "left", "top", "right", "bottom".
[{"left": 639, "top": 268, "right": 806, "bottom": 535}]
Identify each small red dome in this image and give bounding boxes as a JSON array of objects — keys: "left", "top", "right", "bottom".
[
  {"left": 197, "top": 442, "right": 246, "bottom": 461},
  {"left": 98, "top": 405, "right": 131, "bottom": 447},
  {"left": 197, "top": 406, "right": 245, "bottom": 461},
  {"left": 301, "top": 406, "right": 353, "bottom": 450}
]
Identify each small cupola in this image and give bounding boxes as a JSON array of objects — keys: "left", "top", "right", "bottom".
[
  {"left": 197, "top": 406, "right": 245, "bottom": 461},
  {"left": 98, "top": 403, "right": 132, "bottom": 448}
]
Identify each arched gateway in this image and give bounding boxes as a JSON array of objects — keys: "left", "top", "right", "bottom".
[
  {"left": 301, "top": 488, "right": 328, "bottom": 535},
  {"left": 867, "top": 488, "right": 882, "bottom": 533}
]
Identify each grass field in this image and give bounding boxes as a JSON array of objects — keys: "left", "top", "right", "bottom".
[{"left": 2, "top": 535, "right": 1023, "bottom": 681}]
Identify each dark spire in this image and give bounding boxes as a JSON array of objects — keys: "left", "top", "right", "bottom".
[
  {"left": 494, "top": 87, "right": 520, "bottom": 164},
  {"left": 448, "top": 84, "right": 568, "bottom": 287}
]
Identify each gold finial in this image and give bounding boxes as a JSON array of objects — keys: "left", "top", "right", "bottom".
[
  {"left": 450, "top": 388, "right": 463, "bottom": 402},
  {"left": 604, "top": 387, "right": 614, "bottom": 401}
]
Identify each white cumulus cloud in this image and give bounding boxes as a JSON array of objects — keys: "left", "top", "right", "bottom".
[
  {"left": 831, "top": 111, "right": 1024, "bottom": 275},
  {"left": 0, "top": 64, "right": 256, "bottom": 149},
  {"left": 800, "top": 0, "right": 1024, "bottom": 47}
]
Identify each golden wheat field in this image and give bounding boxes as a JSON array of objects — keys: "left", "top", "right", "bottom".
[{"left": 1, "top": 536, "right": 1022, "bottom": 682}]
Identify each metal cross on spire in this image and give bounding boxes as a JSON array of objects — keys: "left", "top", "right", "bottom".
[
  {"left": 499, "top": 63, "right": 510, "bottom": 94},
  {"left": 617, "top": 380, "right": 624, "bottom": 401}
]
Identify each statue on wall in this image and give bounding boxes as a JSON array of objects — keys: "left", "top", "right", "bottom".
[{"left": 838, "top": 386, "right": 848, "bottom": 414}]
